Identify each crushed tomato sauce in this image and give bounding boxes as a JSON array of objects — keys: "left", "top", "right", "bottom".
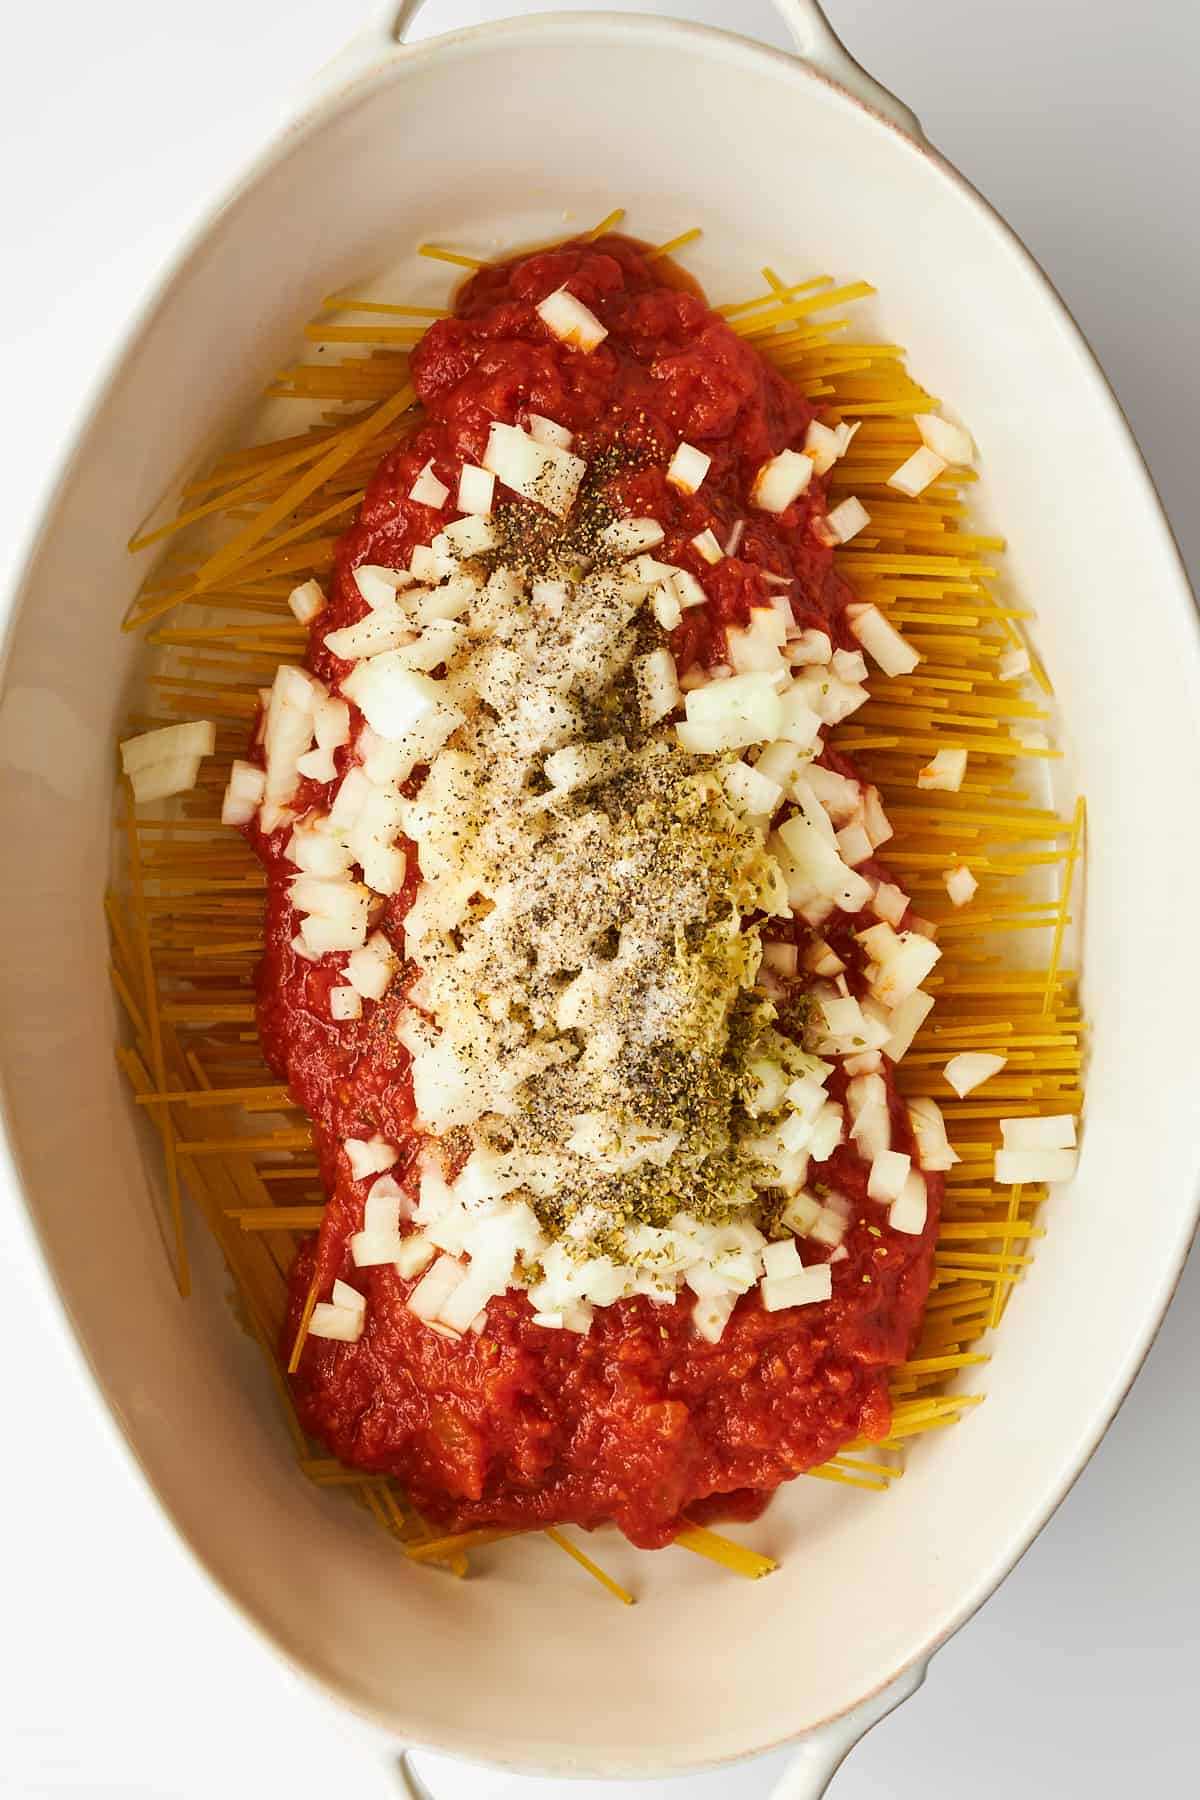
[{"left": 255, "top": 237, "right": 940, "bottom": 1550}]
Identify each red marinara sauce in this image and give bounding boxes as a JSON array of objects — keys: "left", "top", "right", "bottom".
[{"left": 257, "top": 237, "right": 941, "bottom": 1550}]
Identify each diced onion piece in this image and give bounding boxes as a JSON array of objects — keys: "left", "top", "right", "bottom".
[
  {"left": 848, "top": 603, "right": 920, "bottom": 677},
  {"left": 803, "top": 938, "right": 844, "bottom": 977},
  {"left": 532, "top": 1311, "right": 564, "bottom": 1330},
  {"left": 882, "top": 988, "right": 935, "bottom": 1063},
  {"left": 671, "top": 569, "right": 708, "bottom": 611},
  {"left": 887, "top": 445, "right": 947, "bottom": 497},
  {"left": 822, "top": 496, "right": 870, "bottom": 544},
  {"left": 836, "top": 821, "right": 873, "bottom": 868},
  {"left": 129, "top": 753, "right": 204, "bottom": 804},
  {"left": 888, "top": 1170, "right": 928, "bottom": 1234},
  {"left": 691, "top": 528, "right": 724, "bottom": 565},
  {"left": 724, "top": 518, "right": 745, "bottom": 557},
  {"left": 344, "top": 930, "right": 397, "bottom": 1001},
  {"left": 727, "top": 608, "right": 789, "bottom": 677},
  {"left": 722, "top": 758, "right": 782, "bottom": 820},
  {"left": 341, "top": 657, "right": 454, "bottom": 742},
  {"left": 692, "top": 1293, "right": 737, "bottom": 1343},
  {"left": 915, "top": 413, "right": 974, "bottom": 466},
  {"left": 762, "top": 1238, "right": 803, "bottom": 1279},
  {"left": 344, "top": 1134, "right": 398, "bottom": 1181},
  {"left": 801, "top": 1102, "right": 841, "bottom": 1163},
  {"left": 323, "top": 608, "right": 415, "bottom": 662},
  {"left": 364, "top": 1174, "right": 410, "bottom": 1234},
  {"left": 456, "top": 464, "right": 495, "bottom": 515},
  {"left": 804, "top": 420, "right": 842, "bottom": 475},
  {"left": 288, "top": 578, "right": 327, "bottom": 623},
  {"left": 483, "top": 421, "right": 586, "bottom": 518},
  {"left": 870, "top": 929, "right": 942, "bottom": 1008},
  {"left": 761, "top": 943, "right": 798, "bottom": 980},
  {"left": 907, "top": 1096, "right": 959, "bottom": 1171},
  {"left": 410, "top": 460, "right": 450, "bottom": 508},
  {"left": 677, "top": 672, "right": 785, "bottom": 754},
  {"left": 761, "top": 1262, "right": 832, "bottom": 1312},
  {"left": 871, "top": 881, "right": 909, "bottom": 927},
  {"left": 537, "top": 286, "right": 608, "bottom": 351},
  {"left": 944, "top": 1051, "right": 1006, "bottom": 1097},
  {"left": 330, "top": 985, "right": 362, "bottom": 1022},
  {"left": 408, "top": 1253, "right": 467, "bottom": 1326},
  {"left": 308, "top": 1302, "right": 363, "bottom": 1343},
  {"left": 634, "top": 648, "right": 681, "bottom": 726},
  {"left": 998, "top": 648, "right": 1031, "bottom": 682},
  {"left": 527, "top": 413, "right": 573, "bottom": 449},
  {"left": 666, "top": 441, "right": 711, "bottom": 495},
  {"left": 353, "top": 565, "right": 411, "bottom": 610},
  {"left": 862, "top": 786, "right": 893, "bottom": 848},
  {"left": 291, "top": 934, "right": 319, "bottom": 963},
  {"left": 601, "top": 516, "right": 665, "bottom": 555},
  {"left": 441, "top": 514, "right": 497, "bottom": 557},
  {"left": 843, "top": 1050, "right": 882, "bottom": 1077},
  {"left": 296, "top": 746, "right": 337, "bottom": 783},
  {"left": 751, "top": 448, "right": 813, "bottom": 514},
  {"left": 918, "top": 747, "right": 968, "bottom": 792},
  {"left": 350, "top": 1229, "right": 404, "bottom": 1267},
  {"left": 395, "top": 1235, "right": 437, "bottom": 1279},
  {"left": 410, "top": 543, "right": 457, "bottom": 584},
  {"left": 120, "top": 719, "right": 216, "bottom": 775},
  {"left": 868, "top": 1149, "right": 911, "bottom": 1204},
  {"left": 944, "top": 864, "right": 978, "bottom": 907},
  {"left": 651, "top": 583, "right": 682, "bottom": 629},
  {"left": 221, "top": 759, "right": 266, "bottom": 826},
  {"left": 831, "top": 648, "right": 868, "bottom": 684},
  {"left": 415, "top": 574, "right": 477, "bottom": 625},
  {"left": 1000, "top": 1114, "right": 1077, "bottom": 1150},
  {"left": 994, "top": 1146, "right": 1078, "bottom": 1185},
  {"left": 789, "top": 628, "right": 833, "bottom": 666}
]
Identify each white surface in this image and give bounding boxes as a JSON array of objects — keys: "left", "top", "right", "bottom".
[{"left": 0, "top": 0, "right": 1196, "bottom": 1794}]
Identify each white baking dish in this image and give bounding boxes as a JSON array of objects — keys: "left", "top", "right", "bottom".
[{"left": 1, "top": 3, "right": 1197, "bottom": 1793}]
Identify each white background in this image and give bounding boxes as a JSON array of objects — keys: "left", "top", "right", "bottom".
[{"left": 1, "top": 2, "right": 1197, "bottom": 1795}]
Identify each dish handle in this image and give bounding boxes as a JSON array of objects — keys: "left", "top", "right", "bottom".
[
  {"left": 766, "top": 1662, "right": 928, "bottom": 1800},
  {"left": 390, "top": 1664, "right": 926, "bottom": 1797},
  {"left": 301, "top": 1, "right": 924, "bottom": 145}
]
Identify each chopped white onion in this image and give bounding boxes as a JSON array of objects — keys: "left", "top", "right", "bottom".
[
  {"left": 888, "top": 1170, "right": 928, "bottom": 1234},
  {"left": 323, "top": 608, "right": 415, "bottom": 662},
  {"left": 822, "top": 496, "right": 870, "bottom": 544},
  {"left": 634, "top": 648, "right": 681, "bottom": 726},
  {"left": 651, "top": 583, "right": 682, "bottom": 630},
  {"left": 944, "top": 864, "right": 978, "bottom": 908},
  {"left": 408, "top": 1253, "right": 467, "bottom": 1326},
  {"left": 666, "top": 441, "right": 711, "bottom": 495},
  {"left": 869, "top": 929, "right": 942, "bottom": 1008},
  {"left": 296, "top": 746, "right": 337, "bottom": 783},
  {"left": 120, "top": 719, "right": 216, "bottom": 776},
  {"left": 527, "top": 413, "right": 573, "bottom": 449},
  {"left": 831, "top": 648, "right": 868, "bottom": 684},
  {"left": 307, "top": 1302, "right": 363, "bottom": 1343},
  {"left": 221, "top": 759, "right": 266, "bottom": 826},
  {"left": 868, "top": 1149, "right": 911, "bottom": 1204},
  {"left": 344, "top": 1134, "right": 399, "bottom": 1181},
  {"left": 998, "top": 648, "right": 1031, "bottom": 682},
  {"left": 288, "top": 578, "right": 327, "bottom": 623},
  {"left": 341, "top": 657, "right": 455, "bottom": 743},
  {"left": 441, "top": 514, "right": 497, "bottom": 557},
  {"left": 882, "top": 988, "right": 935, "bottom": 1063},
  {"left": 1000, "top": 1114, "right": 1077, "bottom": 1150},
  {"left": 846, "top": 1072, "right": 891, "bottom": 1161},
  {"left": 536, "top": 286, "right": 608, "bottom": 351},
  {"left": 871, "top": 881, "right": 909, "bottom": 927},
  {"left": 344, "top": 931, "right": 397, "bottom": 1001},
  {"left": 848, "top": 603, "right": 920, "bottom": 677},
  {"left": 601, "top": 516, "right": 665, "bottom": 555},
  {"left": 915, "top": 413, "right": 974, "bottom": 466},
  {"left": 887, "top": 446, "right": 947, "bottom": 497},
  {"left": 410, "top": 460, "right": 450, "bottom": 508},
  {"left": 751, "top": 448, "right": 813, "bottom": 514},
  {"left": 944, "top": 1051, "right": 1006, "bottom": 1097},
  {"left": 918, "top": 747, "right": 968, "bottom": 792},
  {"left": 456, "top": 464, "right": 495, "bottom": 515},
  {"left": 677, "top": 672, "right": 784, "bottom": 753},
  {"left": 761, "top": 1262, "right": 832, "bottom": 1312},
  {"left": 691, "top": 528, "right": 724, "bottom": 565},
  {"left": 483, "top": 421, "right": 586, "bottom": 518},
  {"left": 994, "top": 1146, "right": 1078, "bottom": 1185},
  {"left": 907, "top": 1095, "right": 959, "bottom": 1171},
  {"left": 808, "top": 1101, "right": 845, "bottom": 1161},
  {"left": 353, "top": 565, "right": 412, "bottom": 610},
  {"left": 836, "top": 820, "right": 873, "bottom": 868},
  {"left": 789, "top": 628, "right": 833, "bottom": 666},
  {"left": 350, "top": 1229, "right": 404, "bottom": 1267},
  {"left": 692, "top": 1292, "right": 737, "bottom": 1343},
  {"left": 722, "top": 758, "right": 782, "bottom": 820},
  {"left": 395, "top": 1234, "right": 437, "bottom": 1279},
  {"left": 671, "top": 569, "right": 707, "bottom": 611},
  {"left": 803, "top": 420, "right": 841, "bottom": 475},
  {"left": 329, "top": 985, "right": 362, "bottom": 1022},
  {"left": 129, "top": 753, "right": 205, "bottom": 805}
]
